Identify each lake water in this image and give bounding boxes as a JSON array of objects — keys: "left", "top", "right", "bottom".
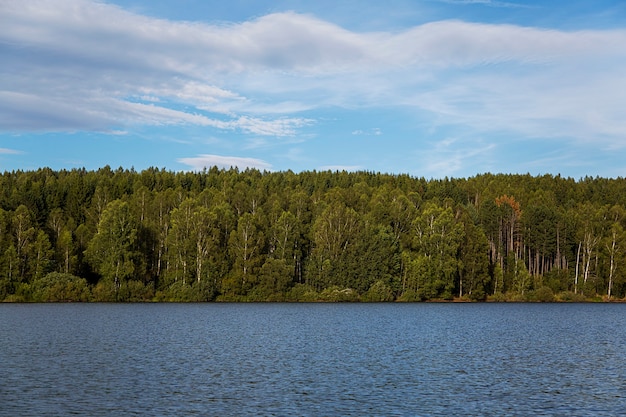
[{"left": 1, "top": 303, "right": 625, "bottom": 416}]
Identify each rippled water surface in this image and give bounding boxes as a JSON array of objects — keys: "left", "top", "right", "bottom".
[{"left": 1, "top": 303, "right": 625, "bottom": 416}]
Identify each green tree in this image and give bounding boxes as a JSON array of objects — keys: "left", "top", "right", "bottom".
[
  {"left": 0, "top": 244, "right": 19, "bottom": 299},
  {"left": 362, "top": 279, "right": 395, "bottom": 302},
  {"left": 85, "top": 200, "right": 138, "bottom": 299},
  {"left": 12, "top": 205, "right": 36, "bottom": 281},
  {"left": 56, "top": 227, "right": 75, "bottom": 274},
  {"left": 342, "top": 223, "right": 400, "bottom": 294},
  {"left": 225, "top": 212, "right": 264, "bottom": 296},
  {"left": 573, "top": 203, "right": 603, "bottom": 295},
  {"left": 255, "top": 258, "right": 293, "bottom": 300},
  {"left": 511, "top": 256, "right": 532, "bottom": 296},
  {"left": 458, "top": 213, "right": 490, "bottom": 300},
  {"left": 31, "top": 272, "right": 91, "bottom": 302},
  {"left": 165, "top": 196, "right": 222, "bottom": 297},
  {"left": 151, "top": 188, "right": 177, "bottom": 286},
  {"left": 411, "top": 202, "right": 464, "bottom": 299},
  {"left": 268, "top": 210, "right": 298, "bottom": 262},
  {"left": 252, "top": 210, "right": 301, "bottom": 297},
  {"left": 166, "top": 198, "right": 197, "bottom": 285},
  {"left": 370, "top": 186, "right": 417, "bottom": 248},
  {"left": 603, "top": 205, "right": 626, "bottom": 299},
  {"left": 27, "top": 230, "right": 54, "bottom": 281},
  {"left": 307, "top": 201, "right": 360, "bottom": 290}
]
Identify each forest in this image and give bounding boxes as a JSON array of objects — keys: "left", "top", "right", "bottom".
[{"left": 1, "top": 166, "right": 626, "bottom": 302}]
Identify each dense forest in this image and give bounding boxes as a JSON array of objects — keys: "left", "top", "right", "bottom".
[{"left": 1, "top": 166, "right": 626, "bottom": 302}]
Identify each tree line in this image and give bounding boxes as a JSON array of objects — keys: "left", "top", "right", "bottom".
[{"left": 1, "top": 166, "right": 625, "bottom": 302}]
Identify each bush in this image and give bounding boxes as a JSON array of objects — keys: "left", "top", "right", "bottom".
[
  {"left": 92, "top": 280, "right": 116, "bottom": 302},
  {"left": 285, "top": 284, "right": 319, "bottom": 302},
  {"left": 159, "top": 281, "right": 195, "bottom": 302},
  {"left": 31, "top": 272, "right": 91, "bottom": 302},
  {"left": 528, "top": 286, "right": 555, "bottom": 302},
  {"left": 215, "top": 293, "right": 247, "bottom": 302},
  {"left": 362, "top": 280, "right": 395, "bottom": 302},
  {"left": 397, "top": 289, "right": 420, "bottom": 302},
  {"left": 319, "top": 286, "right": 359, "bottom": 302},
  {"left": 467, "top": 288, "right": 486, "bottom": 301},
  {"left": 556, "top": 291, "right": 587, "bottom": 302},
  {"left": 3, "top": 294, "right": 26, "bottom": 302},
  {"left": 245, "top": 287, "right": 274, "bottom": 302},
  {"left": 487, "top": 292, "right": 508, "bottom": 302},
  {"left": 506, "top": 292, "right": 527, "bottom": 302},
  {"left": 123, "top": 280, "right": 154, "bottom": 302},
  {"left": 543, "top": 269, "right": 570, "bottom": 293}
]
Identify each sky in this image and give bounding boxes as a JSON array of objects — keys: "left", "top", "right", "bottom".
[{"left": 1, "top": 0, "right": 626, "bottom": 179}]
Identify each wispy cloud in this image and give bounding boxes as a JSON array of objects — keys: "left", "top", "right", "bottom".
[
  {"left": 107, "top": 130, "right": 128, "bottom": 136},
  {"left": 418, "top": 137, "right": 497, "bottom": 177},
  {"left": 0, "top": 148, "right": 22, "bottom": 155},
  {"left": 177, "top": 154, "right": 272, "bottom": 171},
  {"left": 2, "top": 0, "right": 626, "bottom": 175},
  {"left": 352, "top": 128, "right": 382, "bottom": 136}
]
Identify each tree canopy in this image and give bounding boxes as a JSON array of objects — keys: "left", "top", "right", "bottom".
[{"left": 1, "top": 167, "right": 625, "bottom": 302}]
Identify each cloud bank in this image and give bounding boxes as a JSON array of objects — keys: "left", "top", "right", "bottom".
[{"left": 2, "top": 0, "right": 626, "bottom": 174}]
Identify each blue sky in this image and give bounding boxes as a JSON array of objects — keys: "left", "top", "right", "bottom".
[{"left": 2, "top": 0, "right": 626, "bottom": 178}]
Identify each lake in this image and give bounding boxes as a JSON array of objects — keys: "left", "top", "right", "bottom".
[{"left": 1, "top": 303, "right": 625, "bottom": 416}]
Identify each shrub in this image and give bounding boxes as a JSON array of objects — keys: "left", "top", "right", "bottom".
[
  {"left": 397, "top": 289, "right": 420, "bottom": 302},
  {"left": 362, "top": 280, "right": 395, "bottom": 302},
  {"left": 556, "top": 291, "right": 587, "bottom": 302},
  {"left": 31, "top": 272, "right": 91, "bottom": 302},
  {"left": 528, "top": 286, "right": 555, "bottom": 302},
  {"left": 487, "top": 292, "right": 508, "bottom": 302},
  {"left": 319, "top": 286, "right": 359, "bottom": 302},
  {"left": 285, "top": 284, "right": 319, "bottom": 302}
]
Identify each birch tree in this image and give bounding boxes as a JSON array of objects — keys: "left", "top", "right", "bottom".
[
  {"left": 411, "top": 202, "right": 464, "bottom": 299},
  {"left": 85, "top": 200, "right": 137, "bottom": 298}
]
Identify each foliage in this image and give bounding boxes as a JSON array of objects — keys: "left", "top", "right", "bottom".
[
  {"left": 1, "top": 167, "right": 626, "bottom": 302},
  {"left": 84, "top": 200, "right": 137, "bottom": 300},
  {"left": 362, "top": 280, "right": 395, "bottom": 302},
  {"left": 527, "top": 286, "right": 555, "bottom": 302},
  {"left": 30, "top": 272, "right": 91, "bottom": 302},
  {"left": 285, "top": 284, "right": 319, "bottom": 302},
  {"left": 319, "top": 286, "right": 360, "bottom": 302}
]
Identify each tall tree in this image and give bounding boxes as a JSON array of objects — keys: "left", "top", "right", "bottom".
[
  {"left": 225, "top": 212, "right": 264, "bottom": 296},
  {"left": 166, "top": 198, "right": 196, "bottom": 285},
  {"left": 85, "top": 200, "right": 138, "bottom": 299},
  {"left": 410, "top": 202, "right": 464, "bottom": 299},
  {"left": 12, "top": 205, "right": 36, "bottom": 281},
  {"left": 603, "top": 205, "right": 626, "bottom": 299},
  {"left": 56, "top": 228, "right": 75, "bottom": 274},
  {"left": 307, "top": 201, "right": 360, "bottom": 290},
  {"left": 573, "top": 203, "right": 603, "bottom": 294},
  {"left": 27, "top": 230, "right": 54, "bottom": 281},
  {"left": 458, "top": 211, "right": 490, "bottom": 300}
]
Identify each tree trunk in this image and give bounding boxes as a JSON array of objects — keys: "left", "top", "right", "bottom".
[
  {"left": 608, "top": 233, "right": 616, "bottom": 299},
  {"left": 575, "top": 241, "right": 581, "bottom": 294}
]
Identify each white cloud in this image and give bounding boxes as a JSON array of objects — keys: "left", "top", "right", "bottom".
[
  {"left": 232, "top": 116, "right": 313, "bottom": 136},
  {"left": 136, "top": 82, "right": 243, "bottom": 111},
  {"left": 177, "top": 154, "right": 272, "bottom": 171},
  {"left": 352, "top": 128, "right": 382, "bottom": 136},
  {"left": 418, "top": 137, "right": 497, "bottom": 178},
  {"left": 1, "top": 0, "right": 626, "bottom": 157},
  {"left": 0, "top": 148, "right": 22, "bottom": 154}
]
